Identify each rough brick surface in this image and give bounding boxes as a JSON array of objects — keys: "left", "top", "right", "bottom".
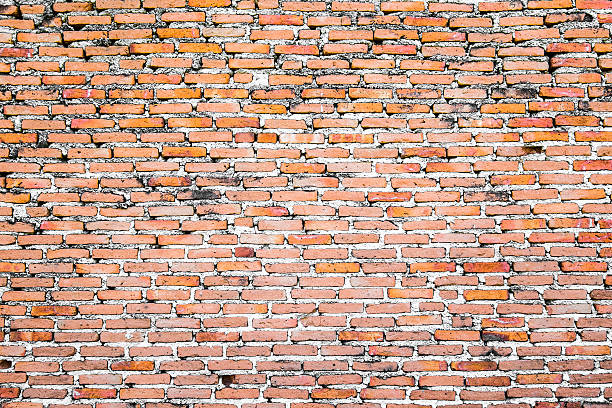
[{"left": 2, "top": 0, "right": 612, "bottom": 406}]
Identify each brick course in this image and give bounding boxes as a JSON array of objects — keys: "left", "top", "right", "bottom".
[{"left": 1, "top": 0, "right": 612, "bottom": 406}]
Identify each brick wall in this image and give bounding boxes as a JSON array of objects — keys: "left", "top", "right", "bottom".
[{"left": 1, "top": 0, "right": 612, "bottom": 406}]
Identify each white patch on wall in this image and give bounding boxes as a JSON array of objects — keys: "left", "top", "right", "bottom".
[{"left": 251, "top": 72, "right": 269, "bottom": 87}]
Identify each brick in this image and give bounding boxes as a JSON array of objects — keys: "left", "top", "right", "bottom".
[{"left": 0, "top": 1, "right": 608, "bottom": 405}]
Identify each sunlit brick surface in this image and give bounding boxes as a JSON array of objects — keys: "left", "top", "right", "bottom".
[{"left": 1, "top": 0, "right": 612, "bottom": 406}]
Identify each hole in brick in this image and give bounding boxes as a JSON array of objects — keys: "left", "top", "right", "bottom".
[{"left": 221, "top": 374, "right": 235, "bottom": 386}]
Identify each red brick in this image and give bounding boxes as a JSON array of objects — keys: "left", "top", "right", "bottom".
[{"left": 0, "top": 2, "right": 609, "bottom": 405}]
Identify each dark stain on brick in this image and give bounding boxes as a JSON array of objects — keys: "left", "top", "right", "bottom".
[
  {"left": 190, "top": 190, "right": 222, "bottom": 200},
  {"left": 481, "top": 331, "right": 510, "bottom": 342}
]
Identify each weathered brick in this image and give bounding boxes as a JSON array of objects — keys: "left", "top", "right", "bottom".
[{"left": 0, "top": 1, "right": 608, "bottom": 405}]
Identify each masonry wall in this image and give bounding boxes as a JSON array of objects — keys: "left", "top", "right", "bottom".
[{"left": 1, "top": 0, "right": 612, "bottom": 406}]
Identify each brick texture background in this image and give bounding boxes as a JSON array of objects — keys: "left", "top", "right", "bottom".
[{"left": 2, "top": 0, "right": 612, "bottom": 406}]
